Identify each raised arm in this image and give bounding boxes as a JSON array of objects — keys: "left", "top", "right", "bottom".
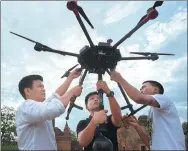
[
  {"left": 96, "top": 81, "right": 122, "bottom": 127},
  {"left": 22, "top": 85, "right": 82, "bottom": 123},
  {"left": 55, "top": 68, "right": 82, "bottom": 96},
  {"left": 110, "top": 71, "right": 160, "bottom": 108}
]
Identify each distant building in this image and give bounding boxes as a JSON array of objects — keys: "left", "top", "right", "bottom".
[
  {"left": 53, "top": 120, "right": 83, "bottom": 151},
  {"left": 117, "top": 115, "right": 149, "bottom": 150}
]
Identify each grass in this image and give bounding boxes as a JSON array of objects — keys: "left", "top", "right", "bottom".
[{"left": 1, "top": 145, "right": 18, "bottom": 150}]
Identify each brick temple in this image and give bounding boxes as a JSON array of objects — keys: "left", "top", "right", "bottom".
[
  {"left": 53, "top": 121, "right": 83, "bottom": 151},
  {"left": 117, "top": 115, "right": 149, "bottom": 150},
  {"left": 53, "top": 115, "right": 149, "bottom": 151}
]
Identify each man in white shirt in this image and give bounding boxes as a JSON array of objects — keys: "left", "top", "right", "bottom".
[
  {"left": 110, "top": 71, "right": 185, "bottom": 150},
  {"left": 16, "top": 68, "right": 83, "bottom": 150}
]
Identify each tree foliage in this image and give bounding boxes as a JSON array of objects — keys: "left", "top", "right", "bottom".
[
  {"left": 70, "top": 130, "right": 78, "bottom": 143},
  {"left": 182, "top": 121, "right": 187, "bottom": 135},
  {"left": 1, "top": 106, "right": 17, "bottom": 145}
]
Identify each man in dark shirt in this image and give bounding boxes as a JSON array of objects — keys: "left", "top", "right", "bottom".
[{"left": 76, "top": 80, "right": 123, "bottom": 151}]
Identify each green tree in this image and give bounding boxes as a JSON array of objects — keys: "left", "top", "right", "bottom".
[
  {"left": 1, "top": 106, "right": 17, "bottom": 145},
  {"left": 182, "top": 121, "right": 187, "bottom": 150},
  {"left": 182, "top": 121, "right": 187, "bottom": 135},
  {"left": 70, "top": 130, "right": 78, "bottom": 143}
]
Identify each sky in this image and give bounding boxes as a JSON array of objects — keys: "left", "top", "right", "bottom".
[{"left": 1, "top": 1, "right": 187, "bottom": 132}]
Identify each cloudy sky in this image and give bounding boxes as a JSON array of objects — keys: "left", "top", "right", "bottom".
[{"left": 1, "top": 1, "right": 187, "bottom": 132}]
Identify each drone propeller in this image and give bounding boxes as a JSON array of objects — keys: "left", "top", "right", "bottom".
[
  {"left": 152, "top": 1, "right": 164, "bottom": 9},
  {"left": 10, "top": 31, "right": 79, "bottom": 57},
  {"left": 67, "top": 0, "right": 94, "bottom": 29},
  {"left": 10, "top": 31, "right": 37, "bottom": 43},
  {"left": 130, "top": 52, "right": 175, "bottom": 56},
  {"left": 10, "top": 31, "right": 53, "bottom": 51},
  {"left": 112, "top": 1, "right": 164, "bottom": 48},
  {"left": 137, "top": 1, "right": 164, "bottom": 25},
  {"left": 77, "top": 6, "right": 94, "bottom": 29}
]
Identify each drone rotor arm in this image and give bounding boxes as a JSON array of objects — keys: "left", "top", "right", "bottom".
[
  {"left": 137, "top": 14, "right": 147, "bottom": 25},
  {"left": 75, "top": 15, "right": 94, "bottom": 47},
  {"left": 42, "top": 48, "right": 79, "bottom": 57},
  {"left": 156, "top": 53, "right": 175, "bottom": 56},
  {"left": 112, "top": 20, "right": 147, "bottom": 48},
  {"left": 67, "top": 1, "right": 94, "bottom": 47},
  {"left": 34, "top": 43, "right": 79, "bottom": 57},
  {"left": 113, "top": 1, "right": 164, "bottom": 48}
]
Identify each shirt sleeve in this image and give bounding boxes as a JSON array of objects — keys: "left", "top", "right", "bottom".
[
  {"left": 151, "top": 94, "right": 171, "bottom": 110},
  {"left": 45, "top": 93, "right": 61, "bottom": 102},
  {"left": 76, "top": 120, "right": 87, "bottom": 136},
  {"left": 22, "top": 93, "right": 65, "bottom": 123}
]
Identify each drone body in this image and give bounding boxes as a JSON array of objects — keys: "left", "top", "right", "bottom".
[{"left": 78, "top": 42, "right": 121, "bottom": 74}]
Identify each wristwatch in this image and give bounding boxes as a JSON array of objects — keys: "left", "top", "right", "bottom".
[{"left": 106, "top": 91, "right": 114, "bottom": 97}]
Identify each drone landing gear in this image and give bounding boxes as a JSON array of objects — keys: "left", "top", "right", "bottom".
[{"left": 63, "top": 65, "right": 148, "bottom": 120}]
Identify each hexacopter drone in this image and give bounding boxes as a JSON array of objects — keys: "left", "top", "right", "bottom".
[{"left": 10, "top": 1, "right": 174, "bottom": 120}]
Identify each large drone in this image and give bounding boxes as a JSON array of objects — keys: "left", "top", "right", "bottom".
[{"left": 10, "top": 1, "right": 174, "bottom": 120}]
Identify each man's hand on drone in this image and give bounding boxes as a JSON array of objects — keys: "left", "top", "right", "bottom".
[
  {"left": 110, "top": 71, "right": 123, "bottom": 83},
  {"left": 121, "top": 114, "right": 130, "bottom": 128},
  {"left": 69, "top": 68, "right": 82, "bottom": 79},
  {"left": 91, "top": 109, "right": 108, "bottom": 125},
  {"left": 96, "top": 80, "right": 110, "bottom": 94},
  {"left": 122, "top": 114, "right": 139, "bottom": 129}
]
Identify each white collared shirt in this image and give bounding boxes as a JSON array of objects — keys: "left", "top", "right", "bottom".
[
  {"left": 148, "top": 94, "right": 185, "bottom": 150},
  {"left": 16, "top": 93, "right": 65, "bottom": 150}
]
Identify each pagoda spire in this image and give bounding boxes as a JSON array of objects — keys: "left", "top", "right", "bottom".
[{"left": 64, "top": 121, "right": 71, "bottom": 135}]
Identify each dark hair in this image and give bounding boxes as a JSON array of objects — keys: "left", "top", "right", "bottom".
[
  {"left": 142, "top": 80, "right": 164, "bottom": 94},
  {"left": 85, "top": 91, "right": 98, "bottom": 106},
  {"left": 18, "top": 75, "right": 43, "bottom": 99}
]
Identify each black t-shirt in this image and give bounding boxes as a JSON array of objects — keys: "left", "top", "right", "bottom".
[{"left": 76, "top": 115, "right": 119, "bottom": 151}]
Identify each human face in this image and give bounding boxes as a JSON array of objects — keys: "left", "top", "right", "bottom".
[
  {"left": 25, "top": 80, "right": 46, "bottom": 102},
  {"left": 86, "top": 94, "right": 100, "bottom": 111},
  {"left": 140, "top": 82, "right": 158, "bottom": 95}
]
